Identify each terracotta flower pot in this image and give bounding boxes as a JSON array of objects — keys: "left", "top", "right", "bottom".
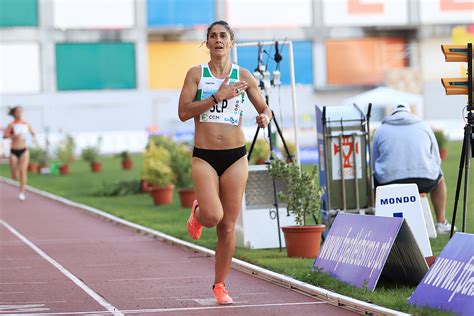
[
  {"left": 59, "top": 164, "right": 69, "bottom": 176},
  {"left": 28, "top": 163, "right": 39, "bottom": 173},
  {"left": 178, "top": 188, "right": 196, "bottom": 208},
  {"left": 91, "top": 161, "right": 102, "bottom": 173},
  {"left": 440, "top": 148, "right": 448, "bottom": 161},
  {"left": 282, "top": 225, "right": 326, "bottom": 258},
  {"left": 149, "top": 185, "right": 174, "bottom": 205},
  {"left": 122, "top": 159, "right": 133, "bottom": 170}
]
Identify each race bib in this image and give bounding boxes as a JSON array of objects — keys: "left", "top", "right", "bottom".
[{"left": 199, "top": 90, "right": 241, "bottom": 126}]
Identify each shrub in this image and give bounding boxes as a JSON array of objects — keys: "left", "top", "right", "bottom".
[
  {"left": 94, "top": 180, "right": 141, "bottom": 197},
  {"left": 170, "top": 144, "right": 193, "bottom": 189},
  {"left": 246, "top": 139, "right": 270, "bottom": 164},
  {"left": 29, "top": 147, "right": 45, "bottom": 164},
  {"left": 269, "top": 158, "right": 325, "bottom": 226},
  {"left": 142, "top": 141, "right": 174, "bottom": 187},
  {"left": 81, "top": 137, "right": 102, "bottom": 163},
  {"left": 56, "top": 134, "right": 75, "bottom": 165}
]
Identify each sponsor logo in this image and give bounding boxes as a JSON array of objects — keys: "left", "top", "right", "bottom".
[
  {"left": 209, "top": 114, "right": 220, "bottom": 120},
  {"left": 224, "top": 117, "right": 239, "bottom": 125},
  {"left": 205, "top": 81, "right": 215, "bottom": 85},
  {"left": 201, "top": 114, "right": 208, "bottom": 121},
  {"left": 380, "top": 196, "right": 416, "bottom": 205}
]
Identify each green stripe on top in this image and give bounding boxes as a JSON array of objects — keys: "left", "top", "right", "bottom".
[
  {"left": 203, "top": 67, "right": 212, "bottom": 78},
  {"left": 230, "top": 68, "right": 238, "bottom": 80},
  {"left": 194, "top": 89, "right": 202, "bottom": 101}
]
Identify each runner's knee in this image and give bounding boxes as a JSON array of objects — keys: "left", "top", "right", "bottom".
[{"left": 198, "top": 205, "right": 223, "bottom": 228}]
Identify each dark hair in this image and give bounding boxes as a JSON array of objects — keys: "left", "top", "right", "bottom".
[
  {"left": 206, "top": 20, "right": 234, "bottom": 41},
  {"left": 8, "top": 106, "right": 21, "bottom": 117}
]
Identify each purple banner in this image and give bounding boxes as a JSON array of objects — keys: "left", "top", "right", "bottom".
[
  {"left": 409, "top": 233, "right": 474, "bottom": 315},
  {"left": 313, "top": 213, "right": 402, "bottom": 291}
]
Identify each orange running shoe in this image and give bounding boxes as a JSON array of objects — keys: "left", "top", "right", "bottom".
[
  {"left": 187, "top": 200, "right": 202, "bottom": 240},
  {"left": 213, "top": 282, "right": 233, "bottom": 305}
]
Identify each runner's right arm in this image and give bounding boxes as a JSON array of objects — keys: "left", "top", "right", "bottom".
[
  {"left": 3, "top": 123, "right": 13, "bottom": 138},
  {"left": 178, "top": 66, "right": 216, "bottom": 122}
]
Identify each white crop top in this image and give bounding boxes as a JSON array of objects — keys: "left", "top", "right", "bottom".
[{"left": 194, "top": 63, "right": 245, "bottom": 126}]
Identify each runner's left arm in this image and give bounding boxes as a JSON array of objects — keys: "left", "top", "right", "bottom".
[{"left": 28, "top": 123, "right": 39, "bottom": 146}]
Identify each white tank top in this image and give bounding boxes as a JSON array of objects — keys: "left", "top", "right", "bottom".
[
  {"left": 195, "top": 63, "right": 245, "bottom": 126},
  {"left": 12, "top": 121, "right": 29, "bottom": 136}
]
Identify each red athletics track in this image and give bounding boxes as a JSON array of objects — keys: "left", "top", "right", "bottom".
[{"left": 0, "top": 182, "right": 358, "bottom": 315}]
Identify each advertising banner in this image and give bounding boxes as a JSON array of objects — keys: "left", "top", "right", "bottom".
[
  {"left": 314, "top": 213, "right": 428, "bottom": 290},
  {"left": 409, "top": 233, "right": 474, "bottom": 315}
]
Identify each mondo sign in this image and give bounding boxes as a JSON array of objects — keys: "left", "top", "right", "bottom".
[{"left": 375, "top": 184, "right": 433, "bottom": 258}]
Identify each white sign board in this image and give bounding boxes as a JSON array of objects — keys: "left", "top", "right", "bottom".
[
  {"left": 375, "top": 183, "right": 433, "bottom": 258},
  {"left": 331, "top": 135, "right": 362, "bottom": 180},
  {"left": 419, "top": 0, "right": 474, "bottom": 24},
  {"left": 323, "top": 0, "right": 409, "bottom": 26},
  {"left": 0, "top": 43, "right": 41, "bottom": 94},
  {"left": 53, "top": 0, "right": 135, "bottom": 29},
  {"left": 226, "top": 0, "right": 312, "bottom": 27}
]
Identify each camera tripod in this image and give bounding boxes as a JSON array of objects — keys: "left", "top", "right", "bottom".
[
  {"left": 450, "top": 111, "right": 473, "bottom": 237},
  {"left": 450, "top": 44, "right": 473, "bottom": 237}
]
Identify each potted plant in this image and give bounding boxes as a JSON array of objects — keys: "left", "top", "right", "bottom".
[
  {"left": 270, "top": 158, "right": 325, "bottom": 258},
  {"left": 117, "top": 150, "right": 133, "bottom": 170},
  {"left": 141, "top": 135, "right": 179, "bottom": 193},
  {"left": 433, "top": 129, "right": 448, "bottom": 160},
  {"left": 142, "top": 141, "right": 175, "bottom": 205},
  {"left": 171, "top": 144, "right": 195, "bottom": 208},
  {"left": 56, "top": 134, "right": 75, "bottom": 175},
  {"left": 247, "top": 139, "right": 270, "bottom": 165},
  {"left": 28, "top": 147, "right": 43, "bottom": 173},
  {"left": 81, "top": 142, "right": 102, "bottom": 173}
]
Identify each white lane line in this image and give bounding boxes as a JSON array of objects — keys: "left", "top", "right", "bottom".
[
  {"left": 0, "top": 220, "right": 123, "bottom": 316},
  {"left": 137, "top": 292, "right": 270, "bottom": 301},
  {"left": 0, "top": 304, "right": 49, "bottom": 313},
  {"left": 9, "top": 301, "right": 327, "bottom": 315},
  {"left": 108, "top": 275, "right": 214, "bottom": 282},
  {"left": 175, "top": 297, "right": 249, "bottom": 306},
  {"left": 236, "top": 292, "right": 270, "bottom": 296}
]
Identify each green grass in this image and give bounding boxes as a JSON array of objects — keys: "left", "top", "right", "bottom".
[{"left": 1, "top": 142, "right": 472, "bottom": 315}]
